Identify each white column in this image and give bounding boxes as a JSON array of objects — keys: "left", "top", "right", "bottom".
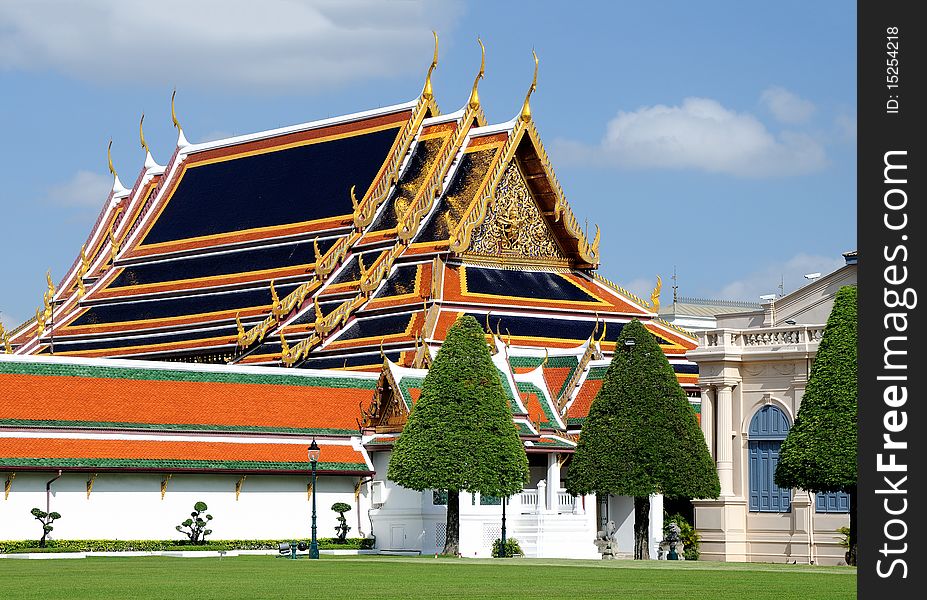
[
  {"left": 546, "top": 453, "right": 561, "bottom": 511},
  {"left": 716, "top": 383, "right": 735, "bottom": 497},
  {"left": 699, "top": 385, "right": 714, "bottom": 459},
  {"left": 649, "top": 493, "right": 664, "bottom": 559}
]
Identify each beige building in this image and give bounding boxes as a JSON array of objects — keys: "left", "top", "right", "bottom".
[{"left": 688, "top": 252, "right": 856, "bottom": 565}]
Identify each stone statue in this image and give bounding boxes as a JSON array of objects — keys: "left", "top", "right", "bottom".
[
  {"left": 665, "top": 521, "right": 681, "bottom": 560},
  {"left": 594, "top": 520, "right": 618, "bottom": 559}
]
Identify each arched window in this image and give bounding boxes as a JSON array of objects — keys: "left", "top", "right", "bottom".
[{"left": 748, "top": 405, "right": 791, "bottom": 512}]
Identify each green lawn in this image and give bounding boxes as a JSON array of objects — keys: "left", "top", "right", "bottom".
[{"left": 0, "top": 555, "right": 855, "bottom": 600}]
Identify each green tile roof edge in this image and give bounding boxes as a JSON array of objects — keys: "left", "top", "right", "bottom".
[
  {"left": 0, "top": 361, "right": 377, "bottom": 390},
  {"left": 0, "top": 419, "right": 356, "bottom": 436},
  {"left": 0, "top": 458, "right": 368, "bottom": 472},
  {"left": 515, "top": 381, "right": 558, "bottom": 425},
  {"left": 397, "top": 376, "right": 425, "bottom": 411}
]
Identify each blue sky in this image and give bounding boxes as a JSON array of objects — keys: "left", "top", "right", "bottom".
[{"left": 0, "top": 1, "right": 856, "bottom": 327}]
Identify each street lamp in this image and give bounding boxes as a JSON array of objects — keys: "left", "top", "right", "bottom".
[{"left": 308, "top": 439, "right": 321, "bottom": 559}]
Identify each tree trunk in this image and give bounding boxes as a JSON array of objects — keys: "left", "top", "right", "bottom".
[
  {"left": 633, "top": 496, "right": 651, "bottom": 560},
  {"left": 39, "top": 530, "right": 47, "bottom": 549},
  {"left": 847, "top": 486, "right": 857, "bottom": 566},
  {"left": 444, "top": 490, "right": 460, "bottom": 556}
]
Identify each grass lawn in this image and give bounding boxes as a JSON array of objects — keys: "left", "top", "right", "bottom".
[{"left": 0, "top": 555, "right": 855, "bottom": 599}]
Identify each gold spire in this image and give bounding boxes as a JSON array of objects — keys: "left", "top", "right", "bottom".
[
  {"left": 107, "top": 140, "right": 117, "bottom": 179},
  {"left": 171, "top": 89, "right": 181, "bottom": 130},
  {"left": 139, "top": 113, "right": 150, "bottom": 153},
  {"left": 520, "top": 49, "right": 539, "bottom": 122},
  {"left": 650, "top": 275, "right": 663, "bottom": 313},
  {"left": 422, "top": 31, "right": 438, "bottom": 100},
  {"left": 468, "top": 38, "right": 485, "bottom": 109}
]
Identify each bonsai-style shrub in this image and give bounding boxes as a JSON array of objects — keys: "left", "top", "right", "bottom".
[
  {"left": 175, "top": 501, "right": 213, "bottom": 545},
  {"left": 30, "top": 508, "right": 61, "bottom": 548},
  {"left": 566, "top": 319, "right": 719, "bottom": 559},
  {"left": 331, "top": 502, "right": 352, "bottom": 542},
  {"left": 389, "top": 315, "right": 529, "bottom": 556},
  {"left": 775, "top": 285, "right": 858, "bottom": 565},
  {"left": 491, "top": 537, "right": 523, "bottom": 558}
]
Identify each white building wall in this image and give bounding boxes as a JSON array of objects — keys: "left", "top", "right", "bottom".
[{"left": 1, "top": 472, "right": 360, "bottom": 542}]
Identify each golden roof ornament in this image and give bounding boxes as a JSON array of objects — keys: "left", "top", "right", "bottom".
[
  {"left": 422, "top": 31, "right": 438, "bottom": 100},
  {"left": 279, "top": 330, "right": 291, "bottom": 364},
  {"left": 171, "top": 89, "right": 190, "bottom": 147},
  {"left": 2, "top": 330, "right": 11, "bottom": 354},
  {"left": 520, "top": 49, "right": 539, "bottom": 122},
  {"left": 46, "top": 270, "right": 55, "bottom": 297},
  {"left": 79, "top": 244, "right": 90, "bottom": 274},
  {"left": 235, "top": 312, "right": 245, "bottom": 344},
  {"left": 35, "top": 308, "right": 45, "bottom": 335},
  {"left": 468, "top": 38, "right": 485, "bottom": 109},
  {"left": 541, "top": 348, "right": 549, "bottom": 368},
  {"left": 109, "top": 226, "right": 119, "bottom": 264},
  {"left": 650, "top": 275, "right": 663, "bottom": 313},
  {"left": 139, "top": 113, "right": 150, "bottom": 154}
]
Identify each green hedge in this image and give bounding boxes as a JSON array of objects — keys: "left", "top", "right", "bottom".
[{"left": 0, "top": 538, "right": 374, "bottom": 554}]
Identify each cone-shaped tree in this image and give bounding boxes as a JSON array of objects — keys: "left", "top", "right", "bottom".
[
  {"left": 388, "top": 315, "right": 529, "bottom": 555},
  {"left": 566, "top": 319, "right": 719, "bottom": 559},
  {"left": 776, "top": 285, "right": 857, "bottom": 564}
]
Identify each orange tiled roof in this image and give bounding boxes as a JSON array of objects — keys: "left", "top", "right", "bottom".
[{"left": 0, "top": 438, "right": 369, "bottom": 473}]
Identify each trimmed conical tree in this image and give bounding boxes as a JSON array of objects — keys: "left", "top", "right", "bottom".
[
  {"left": 776, "top": 285, "right": 857, "bottom": 564},
  {"left": 388, "top": 314, "right": 529, "bottom": 555},
  {"left": 566, "top": 319, "right": 719, "bottom": 559}
]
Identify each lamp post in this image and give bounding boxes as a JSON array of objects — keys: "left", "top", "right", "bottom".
[
  {"left": 500, "top": 495, "right": 508, "bottom": 557},
  {"left": 308, "top": 439, "right": 320, "bottom": 559}
]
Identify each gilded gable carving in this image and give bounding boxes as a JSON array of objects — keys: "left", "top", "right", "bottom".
[{"left": 468, "top": 163, "right": 565, "bottom": 261}]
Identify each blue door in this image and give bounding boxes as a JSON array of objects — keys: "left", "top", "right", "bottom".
[{"left": 748, "top": 405, "right": 791, "bottom": 512}]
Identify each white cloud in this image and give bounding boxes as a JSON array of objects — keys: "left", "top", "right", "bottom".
[
  {"left": 834, "top": 113, "right": 857, "bottom": 143},
  {"left": 43, "top": 170, "right": 112, "bottom": 208},
  {"left": 621, "top": 277, "right": 659, "bottom": 302},
  {"left": 0, "top": 1, "right": 462, "bottom": 91},
  {"left": 760, "top": 86, "right": 815, "bottom": 124},
  {"left": 552, "top": 97, "right": 827, "bottom": 177},
  {"left": 715, "top": 253, "right": 846, "bottom": 301}
]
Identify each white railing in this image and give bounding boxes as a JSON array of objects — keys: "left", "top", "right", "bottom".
[
  {"left": 516, "top": 487, "right": 576, "bottom": 514},
  {"left": 698, "top": 325, "right": 825, "bottom": 351}
]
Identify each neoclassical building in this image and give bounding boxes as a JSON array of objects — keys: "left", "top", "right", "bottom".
[{"left": 688, "top": 252, "right": 856, "bottom": 564}]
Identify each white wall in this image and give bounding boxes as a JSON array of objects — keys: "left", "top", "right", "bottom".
[{"left": 1, "top": 472, "right": 361, "bottom": 542}]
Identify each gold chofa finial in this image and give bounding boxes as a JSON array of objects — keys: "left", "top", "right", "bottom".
[
  {"left": 422, "top": 31, "right": 438, "bottom": 100},
  {"left": 468, "top": 38, "right": 485, "bottom": 109},
  {"left": 349, "top": 185, "right": 359, "bottom": 212},
  {"left": 107, "top": 140, "right": 117, "bottom": 178},
  {"left": 46, "top": 270, "right": 55, "bottom": 295},
  {"left": 520, "top": 49, "right": 539, "bottom": 122},
  {"left": 171, "top": 89, "right": 181, "bottom": 131},
  {"left": 599, "top": 320, "right": 608, "bottom": 343},
  {"left": 650, "top": 275, "right": 663, "bottom": 313},
  {"left": 140, "top": 114, "right": 150, "bottom": 153}
]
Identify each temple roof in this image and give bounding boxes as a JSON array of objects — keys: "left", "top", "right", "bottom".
[{"left": 6, "top": 61, "right": 695, "bottom": 393}]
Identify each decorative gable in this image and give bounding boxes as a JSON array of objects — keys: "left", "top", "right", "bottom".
[{"left": 466, "top": 162, "right": 566, "bottom": 265}]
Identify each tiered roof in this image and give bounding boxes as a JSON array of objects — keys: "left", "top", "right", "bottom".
[{"left": 4, "top": 40, "right": 698, "bottom": 405}]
